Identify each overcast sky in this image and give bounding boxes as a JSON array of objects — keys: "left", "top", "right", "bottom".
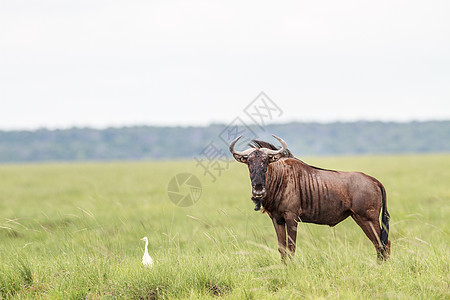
[{"left": 1, "top": 0, "right": 449, "bottom": 130}]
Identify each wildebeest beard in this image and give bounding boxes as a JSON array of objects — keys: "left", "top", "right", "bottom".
[{"left": 252, "top": 196, "right": 263, "bottom": 211}]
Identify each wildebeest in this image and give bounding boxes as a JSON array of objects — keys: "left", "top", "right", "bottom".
[{"left": 229, "top": 135, "right": 390, "bottom": 260}]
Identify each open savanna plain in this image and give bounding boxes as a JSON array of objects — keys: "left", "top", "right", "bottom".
[{"left": 0, "top": 154, "right": 449, "bottom": 299}]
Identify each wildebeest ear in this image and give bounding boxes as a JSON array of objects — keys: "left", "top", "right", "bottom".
[
  {"left": 268, "top": 153, "right": 282, "bottom": 163},
  {"left": 233, "top": 154, "right": 248, "bottom": 163}
]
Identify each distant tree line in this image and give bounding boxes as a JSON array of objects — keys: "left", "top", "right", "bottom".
[{"left": 0, "top": 121, "right": 448, "bottom": 163}]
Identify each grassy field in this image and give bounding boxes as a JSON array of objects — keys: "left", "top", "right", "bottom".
[{"left": 0, "top": 154, "right": 449, "bottom": 299}]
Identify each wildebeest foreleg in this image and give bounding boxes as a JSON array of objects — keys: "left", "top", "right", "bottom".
[
  {"left": 285, "top": 217, "right": 298, "bottom": 256},
  {"left": 271, "top": 217, "right": 287, "bottom": 260}
]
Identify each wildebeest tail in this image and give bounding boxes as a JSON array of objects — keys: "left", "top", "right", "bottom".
[{"left": 380, "top": 184, "right": 390, "bottom": 253}]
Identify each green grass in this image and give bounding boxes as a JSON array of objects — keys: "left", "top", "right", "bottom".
[{"left": 0, "top": 154, "right": 449, "bottom": 299}]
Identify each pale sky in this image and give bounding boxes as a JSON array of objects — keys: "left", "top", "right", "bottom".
[{"left": 1, "top": 0, "right": 449, "bottom": 130}]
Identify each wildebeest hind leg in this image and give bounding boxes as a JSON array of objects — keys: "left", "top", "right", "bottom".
[
  {"left": 271, "top": 217, "right": 287, "bottom": 261},
  {"left": 351, "top": 214, "right": 385, "bottom": 260}
]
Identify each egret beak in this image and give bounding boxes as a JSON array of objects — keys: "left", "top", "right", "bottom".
[{"left": 140, "top": 238, "right": 145, "bottom": 241}]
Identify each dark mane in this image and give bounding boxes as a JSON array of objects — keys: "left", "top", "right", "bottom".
[
  {"left": 249, "top": 139, "right": 337, "bottom": 172},
  {"left": 249, "top": 140, "right": 294, "bottom": 158}
]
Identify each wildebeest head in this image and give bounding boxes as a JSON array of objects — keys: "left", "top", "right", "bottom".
[{"left": 229, "top": 135, "right": 287, "bottom": 199}]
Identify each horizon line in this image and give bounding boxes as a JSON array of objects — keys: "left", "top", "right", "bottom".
[{"left": 0, "top": 118, "right": 449, "bottom": 132}]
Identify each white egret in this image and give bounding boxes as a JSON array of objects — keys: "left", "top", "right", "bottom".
[{"left": 140, "top": 236, "right": 153, "bottom": 267}]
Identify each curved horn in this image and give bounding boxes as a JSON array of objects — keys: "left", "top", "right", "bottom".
[
  {"left": 260, "top": 135, "right": 287, "bottom": 156},
  {"left": 229, "top": 136, "right": 255, "bottom": 156}
]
